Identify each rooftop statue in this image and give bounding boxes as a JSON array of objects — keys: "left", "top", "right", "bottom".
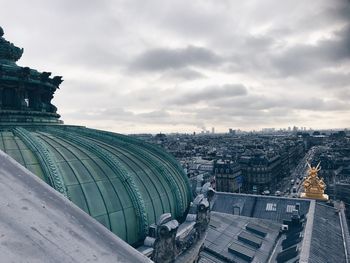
[{"left": 300, "top": 162, "right": 329, "bottom": 201}]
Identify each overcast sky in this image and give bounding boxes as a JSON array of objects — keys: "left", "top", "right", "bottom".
[{"left": 1, "top": 0, "right": 350, "bottom": 133}]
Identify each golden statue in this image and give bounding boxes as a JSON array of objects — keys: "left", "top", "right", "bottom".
[{"left": 300, "top": 162, "right": 328, "bottom": 201}]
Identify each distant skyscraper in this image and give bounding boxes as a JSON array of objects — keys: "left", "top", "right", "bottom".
[
  {"left": 229, "top": 128, "right": 236, "bottom": 135},
  {"left": 212, "top": 127, "right": 215, "bottom": 134}
]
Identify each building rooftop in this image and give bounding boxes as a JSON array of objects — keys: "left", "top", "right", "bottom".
[
  {"left": 204, "top": 192, "right": 350, "bottom": 263},
  {"left": 201, "top": 212, "right": 281, "bottom": 263},
  {"left": 212, "top": 192, "right": 310, "bottom": 223},
  {"left": 308, "top": 202, "right": 349, "bottom": 263}
]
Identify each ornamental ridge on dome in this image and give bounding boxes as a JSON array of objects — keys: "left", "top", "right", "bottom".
[{"left": 0, "top": 26, "right": 24, "bottom": 62}]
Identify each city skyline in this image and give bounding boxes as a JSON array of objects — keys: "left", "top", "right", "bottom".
[
  {"left": 160, "top": 126, "right": 348, "bottom": 135},
  {"left": 1, "top": 0, "right": 349, "bottom": 133}
]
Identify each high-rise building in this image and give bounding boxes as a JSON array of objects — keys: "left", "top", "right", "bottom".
[{"left": 229, "top": 128, "right": 236, "bottom": 135}]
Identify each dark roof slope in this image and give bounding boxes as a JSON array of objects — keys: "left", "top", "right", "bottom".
[
  {"left": 308, "top": 203, "right": 347, "bottom": 263},
  {"left": 211, "top": 192, "right": 350, "bottom": 263},
  {"left": 201, "top": 212, "right": 281, "bottom": 263}
]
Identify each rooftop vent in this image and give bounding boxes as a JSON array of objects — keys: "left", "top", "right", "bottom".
[
  {"left": 228, "top": 241, "right": 255, "bottom": 262},
  {"left": 238, "top": 231, "right": 263, "bottom": 248},
  {"left": 245, "top": 223, "right": 268, "bottom": 237}
]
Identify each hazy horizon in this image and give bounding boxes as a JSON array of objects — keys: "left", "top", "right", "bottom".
[{"left": 1, "top": 0, "right": 349, "bottom": 134}]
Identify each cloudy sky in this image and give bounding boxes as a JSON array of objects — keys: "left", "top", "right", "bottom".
[{"left": 1, "top": 0, "right": 350, "bottom": 133}]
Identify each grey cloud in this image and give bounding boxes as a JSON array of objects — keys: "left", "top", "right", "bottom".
[
  {"left": 159, "top": 68, "right": 206, "bottom": 81},
  {"left": 271, "top": 25, "right": 350, "bottom": 76},
  {"left": 242, "top": 35, "right": 275, "bottom": 52},
  {"left": 137, "top": 110, "right": 171, "bottom": 119},
  {"left": 307, "top": 71, "right": 350, "bottom": 89},
  {"left": 65, "top": 108, "right": 134, "bottom": 121},
  {"left": 67, "top": 108, "right": 173, "bottom": 123},
  {"left": 130, "top": 46, "right": 222, "bottom": 72},
  {"left": 212, "top": 94, "right": 349, "bottom": 112},
  {"left": 124, "top": 0, "right": 229, "bottom": 39},
  {"left": 170, "top": 84, "right": 248, "bottom": 105},
  {"left": 62, "top": 79, "right": 112, "bottom": 93},
  {"left": 210, "top": 95, "right": 283, "bottom": 110},
  {"left": 187, "top": 96, "right": 348, "bottom": 128},
  {"left": 294, "top": 98, "right": 349, "bottom": 111},
  {"left": 192, "top": 106, "right": 299, "bottom": 127},
  {"left": 220, "top": 1, "right": 350, "bottom": 78},
  {"left": 313, "top": 0, "right": 350, "bottom": 25},
  {"left": 335, "top": 89, "right": 350, "bottom": 100},
  {"left": 60, "top": 44, "right": 126, "bottom": 71},
  {"left": 288, "top": 0, "right": 350, "bottom": 35}
]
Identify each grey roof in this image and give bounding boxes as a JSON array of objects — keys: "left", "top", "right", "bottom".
[
  {"left": 308, "top": 203, "right": 347, "bottom": 263},
  {"left": 200, "top": 212, "right": 281, "bottom": 263},
  {"left": 0, "top": 150, "right": 152, "bottom": 263},
  {"left": 208, "top": 192, "right": 349, "bottom": 263},
  {"left": 212, "top": 192, "right": 310, "bottom": 223}
]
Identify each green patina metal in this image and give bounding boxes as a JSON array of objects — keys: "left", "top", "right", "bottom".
[
  {"left": 119, "top": 143, "right": 184, "bottom": 213},
  {"left": 91, "top": 129, "right": 191, "bottom": 203},
  {"left": 63, "top": 126, "right": 186, "bottom": 216},
  {"left": 47, "top": 127, "right": 149, "bottom": 238},
  {"left": 14, "top": 127, "right": 68, "bottom": 197},
  {"left": 69, "top": 126, "right": 192, "bottom": 206}
]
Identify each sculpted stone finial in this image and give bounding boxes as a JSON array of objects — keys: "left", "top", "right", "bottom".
[{"left": 0, "top": 26, "right": 23, "bottom": 62}]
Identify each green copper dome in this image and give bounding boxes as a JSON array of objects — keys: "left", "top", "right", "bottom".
[{"left": 0, "top": 28, "right": 191, "bottom": 245}]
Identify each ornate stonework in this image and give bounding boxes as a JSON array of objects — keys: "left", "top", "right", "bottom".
[
  {"left": 0, "top": 26, "right": 23, "bottom": 62},
  {"left": 300, "top": 162, "right": 329, "bottom": 201},
  {"left": 0, "top": 26, "right": 63, "bottom": 124},
  {"left": 141, "top": 184, "right": 215, "bottom": 262}
]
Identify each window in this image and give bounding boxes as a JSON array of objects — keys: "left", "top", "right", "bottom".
[
  {"left": 286, "top": 205, "right": 295, "bottom": 213},
  {"left": 266, "top": 203, "right": 277, "bottom": 211}
]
